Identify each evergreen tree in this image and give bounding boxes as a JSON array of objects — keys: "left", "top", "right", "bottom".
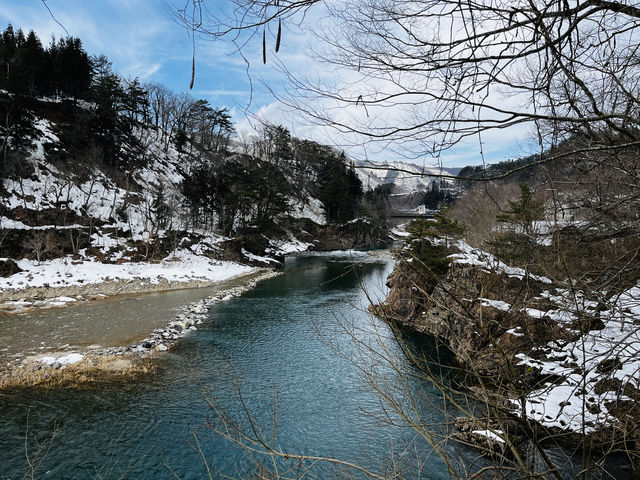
[
  {"left": 87, "top": 55, "right": 145, "bottom": 168},
  {"left": 0, "top": 25, "right": 17, "bottom": 89},
  {"left": 261, "top": 124, "right": 293, "bottom": 167},
  {"left": 54, "top": 37, "right": 91, "bottom": 101},
  {"left": 244, "top": 162, "right": 291, "bottom": 229},
  {"left": 21, "top": 31, "right": 45, "bottom": 95},
  {"left": 491, "top": 184, "right": 545, "bottom": 264},
  {"left": 317, "top": 153, "right": 363, "bottom": 223},
  {"left": 123, "top": 78, "right": 149, "bottom": 124},
  {"left": 360, "top": 184, "right": 391, "bottom": 228},
  {"left": 496, "top": 184, "right": 544, "bottom": 236},
  {"left": 208, "top": 107, "right": 233, "bottom": 153}
]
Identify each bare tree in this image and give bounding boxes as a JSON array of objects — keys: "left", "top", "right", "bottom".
[
  {"left": 26, "top": 230, "right": 51, "bottom": 264},
  {"left": 165, "top": 1, "right": 640, "bottom": 477},
  {"left": 170, "top": 0, "right": 640, "bottom": 164}
]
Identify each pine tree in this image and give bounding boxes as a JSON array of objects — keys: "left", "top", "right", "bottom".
[
  {"left": 496, "top": 184, "right": 543, "bottom": 236},
  {"left": 22, "top": 31, "right": 45, "bottom": 96},
  {"left": 54, "top": 37, "right": 91, "bottom": 101}
]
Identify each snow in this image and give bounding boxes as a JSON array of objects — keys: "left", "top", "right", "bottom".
[
  {"left": 355, "top": 161, "right": 454, "bottom": 194},
  {"left": 472, "top": 429, "right": 505, "bottom": 443},
  {"left": 1, "top": 217, "right": 31, "bottom": 229},
  {"left": 0, "top": 249, "right": 255, "bottom": 292},
  {"left": 496, "top": 220, "right": 592, "bottom": 247},
  {"left": 504, "top": 327, "right": 524, "bottom": 337},
  {"left": 391, "top": 228, "right": 410, "bottom": 238},
  {"left": 446, "top": 242, "right": 640, "bottom": 435},
  {"left": 0, "top": 217, "right": 84, "bottom": 230},
  {"left": 540, "top": 288, "right": 598, "bottom": 311},
  {"left": 290, "top": 197, "right": 326, "bottom": 225},
  {"left": 294, "top": 250, "right": 385, "bottom": 264},
  {"left": 523, "top": 307, "right": 576, "bottom": 323},
  {"left": 411, "top": 204, "right": 428, "bottom": 215},
  {"left": 241, "top": 248, "right": 280, "bottom": 264},
  {"left": 1, "top": 118, "right": 194, "bottom": 242},
  {"left": 514, "top": 283, "right": 640, "bottom": 433},
  {"left": 49, "top": 296, "right": 77, "bottom": 305},
  {"left": 449, "top": 240, "right": 553, "bottom": 284},
  {"left": 41, "top": 353, "right": 84, "bottom": 365},
  {"left": 268, "top": 236, "right": 313, "bottom": 255},
  {"left": 480, "top": 298, "right": 511, "bottom": 311}
]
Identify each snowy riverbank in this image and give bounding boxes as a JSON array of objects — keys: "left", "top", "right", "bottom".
[
  {"left": 0, "top": 249, "right": 258, "bottom": 313},
  {"left": 0, "top": 247, "right": 284, "bottom": 389}
]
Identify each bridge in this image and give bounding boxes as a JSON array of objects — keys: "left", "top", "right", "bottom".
[{"left": 389, "top": 212, "right": 436, "bottom": 219}]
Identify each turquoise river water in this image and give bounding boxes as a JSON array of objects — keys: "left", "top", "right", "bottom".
[{"left": 0, "top": 252, "right": 623, "bottom": 479}]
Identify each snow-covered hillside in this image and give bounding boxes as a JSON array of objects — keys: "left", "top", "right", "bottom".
[
  {"left": 0, "top": 108, "right": 327, "bottom": 306},
  {"left": 0, "top": 92, "right": 397, "bottom": 311},
  {"left": 356, "top": 161, "right": 458, "bottom": 194},
  {"left": 2, "top": 117, "right": 325, "bottom": 241}
]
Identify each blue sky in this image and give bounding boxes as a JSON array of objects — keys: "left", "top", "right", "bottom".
[
  {"left": 0, "top": 1, "right": 263, "bottom": 103},
  {"left": 0, "top": 0, "right": 526, "bottom": 168}
]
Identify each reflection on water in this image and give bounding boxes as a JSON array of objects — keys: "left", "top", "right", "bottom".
[
  {"left": 0, "top": 254, "right": 622, "bottom": 479},
  {"left": 1, "top": 254, "right": 453, "bottom": 479}
]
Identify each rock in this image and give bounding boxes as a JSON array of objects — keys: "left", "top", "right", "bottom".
[
  {"left": 453, "top": 417, "right": 510, "bottom": 457},
  {"left": 0, "top": 259, "right": 22, "bottom": 277},
  {"left": 596, "top": 357, "right": 622, "bottom": 374},
  {"left": 142, "top": 341, "right": 153, "bottom": 349},
  {"left": 156, "top": 344, "right": 168, "bottom": 352}
]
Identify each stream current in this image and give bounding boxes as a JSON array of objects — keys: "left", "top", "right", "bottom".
[{"left": 0, "top": 252, "right": 480, "bottom": 479}]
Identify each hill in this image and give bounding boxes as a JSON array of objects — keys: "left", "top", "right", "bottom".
[
  {"left": 355, "top": 161, "right": 461, "bottom": 213},
  {"left": 0, "top": 24, "right": 393, "bottom": 310},
  {"left": 355, "top": 160, "right": 459, "bottom": 194}
]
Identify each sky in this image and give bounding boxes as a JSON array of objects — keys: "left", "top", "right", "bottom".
[{"left": 0, "top": 0, "right": 528, "bottom": 168}]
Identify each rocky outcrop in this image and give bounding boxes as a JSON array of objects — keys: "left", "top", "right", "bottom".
[
  {"left": 377, "top": 244, "right": 640, "bottom": 468},
  {"left": 377, "top": 257, "right": 565, "bottom": 377},
  {"left": 201, "top": 219, "right": 392, "bottom": 266},
  {"left": 0, "top": 259, "right": 22, "bottom": 277}
]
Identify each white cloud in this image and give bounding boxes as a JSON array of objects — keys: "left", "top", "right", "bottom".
[
  {"left": 0, "top": 0, "right": 174, "bottom": 82},
  {"left": 0, "top": 1, "right": 534, "bottom": 167}
]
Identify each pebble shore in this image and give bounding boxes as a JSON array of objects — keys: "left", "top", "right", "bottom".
[
  {"left": 97, "top": 269, "right": 281, "bottom": 356},
  {"left": 0, "top": 269, "right": 281, "bottom": 388}
]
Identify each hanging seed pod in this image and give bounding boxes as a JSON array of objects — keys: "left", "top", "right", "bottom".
[
  {"left": 263, "top": 28, "right": 267, "bottom": 64},
  {"left": 190, "top": 55, "right": 195, "bottom": 89},
  {"left": 275, "top": 19, "right": 282, "bottom": 52}
]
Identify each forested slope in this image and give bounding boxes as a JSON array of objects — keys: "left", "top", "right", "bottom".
[{"left": 0, "top": 25, "right": 392, "bottom": 307}]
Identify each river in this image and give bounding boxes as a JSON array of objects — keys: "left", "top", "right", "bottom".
[
  {"left": 0, "top": 271, "right": 270, "bottom": 361},
  {"left": 0, "top": 252, "right": 472, "bottom": 479}
]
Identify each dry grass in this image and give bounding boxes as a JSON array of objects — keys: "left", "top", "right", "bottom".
[{"left": 0, "top": 354, "right": 157, "bottom": 390}]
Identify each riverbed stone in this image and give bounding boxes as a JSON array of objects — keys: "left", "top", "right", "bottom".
[{"left": 0, "top": 270, "right": 283, "bottom": 390}]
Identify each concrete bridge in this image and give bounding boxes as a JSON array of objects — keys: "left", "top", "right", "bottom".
[{"left": 389, "top": 212, "right": 436, "bottom": 219}]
